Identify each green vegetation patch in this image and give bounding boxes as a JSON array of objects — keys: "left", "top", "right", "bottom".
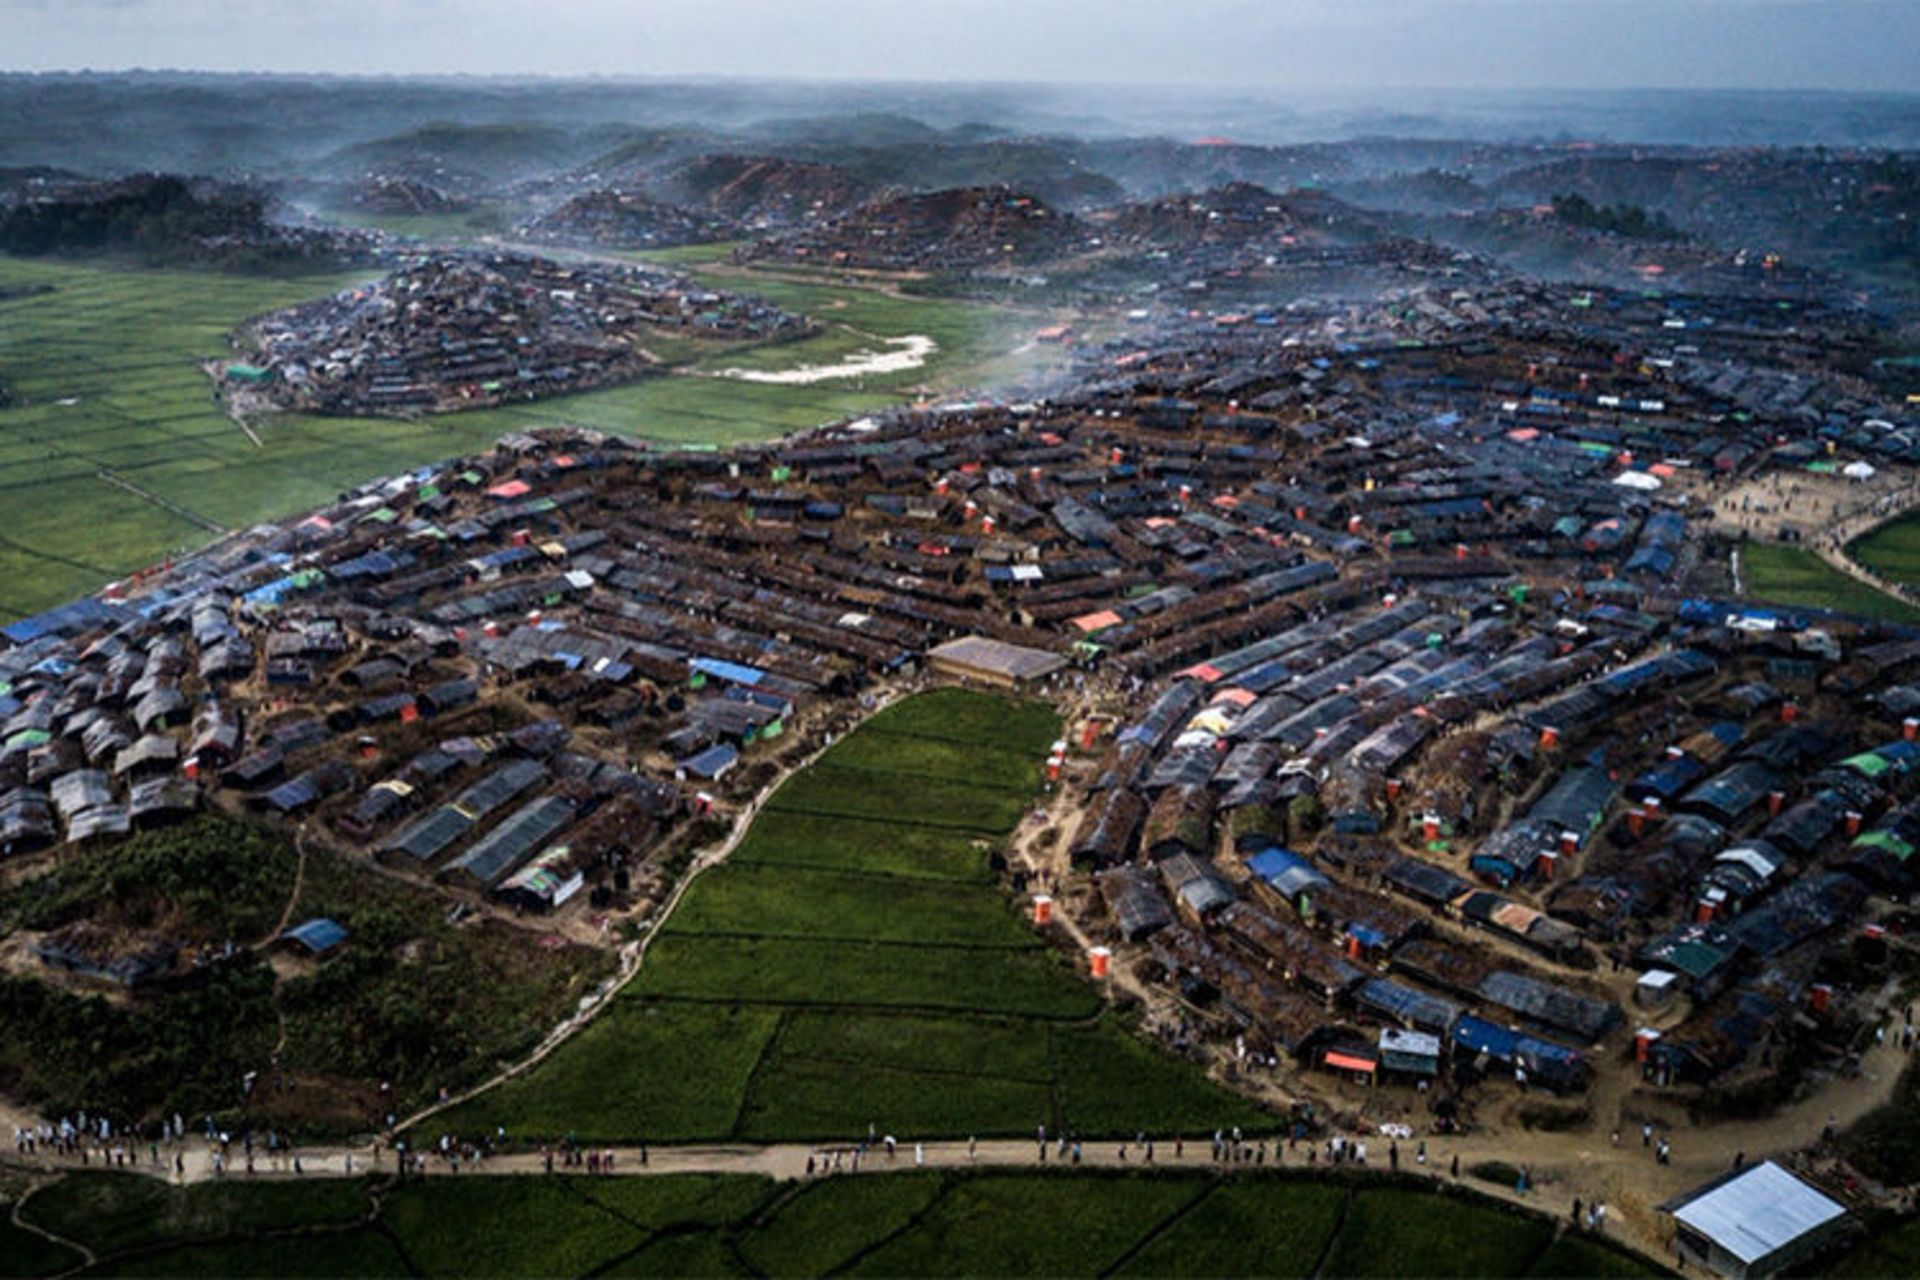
[
  {"left": 0, "top": 1205, "right": 86, "bottom": 1278},
  {"left": 729, "top": 810, "right": 992, "bottom": 883},
  {"left": 766, "top": 762, "right": 1033, "bottom": 833},
  {"left": 380, "top": 1176, "right": 645, "bottom": 1279},
  {"left": 9, "top": 1168, "right": 1676, "bottom": 1279},
  {"left": 1527, "top": 1231, "right": 1665, "bottom": 1278},
  {"left": 18, "top": 1172, "right": 369, "bottom": 1258},
  {"left": 628, "top": 934, "right": 1099, "bottom": 1018},
  {"left": 845, "top": 1172, "right": 1203, "bottom": 1278},
  {"left": 664, "top": 863, "right": 1036, "bottom": 947},
  {"left": 1850, "top": 512, "right": 1920, "bottom": 590},
  {"left": 735, "top": 1173, "right": 948, "bottom": 1278},
  {"left": 433, "top": 1001, "right": 782, "bottom": 1143},
  {"left": 1115, "top": 1180, "right": 1347, "bottom": 1278},
  {"left": 1056, "top": 1020, "right": 1268, "bottom": 1138},
  {"left": 1321, "top": 1187, "right": 1555, "bottom": 1279},
  {"left": 1741, "top": 542, "right": 1920, "bottom": 622},
  {"left": 79, "top": 1229, "right": 409, "bottom": 1279},
  {"left": 1825, "top": 1216, "right": 1920, "bottom": 1277}
]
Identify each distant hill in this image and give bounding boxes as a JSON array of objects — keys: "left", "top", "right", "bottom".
[
  {"left": 644, "top": 153, "right": 871, "bottom": 228},
  {"left": 741, "top": 184, "right": 1096, "bottom": 271},
  {"left": 522, "top": 188, "right": 737, "bottom": 250},
  {"left": 319, "top": 121, "right": 643, "bottom": 189},
  {"left": 0, "top": 172, "right": 379, "bottom": 269},
  {"left": 1098, "top": 181, "right": 1308, "bottom": 248},
  {"left": 343, "top": 174, "right": 469, "bottom": 216}
]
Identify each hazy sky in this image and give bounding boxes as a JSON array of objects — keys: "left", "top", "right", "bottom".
[{"left": 5, "top": 0, "right": 1919, "bottom": 92}]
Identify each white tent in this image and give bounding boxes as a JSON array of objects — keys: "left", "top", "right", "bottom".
[
  {"left": 1613, "top": 471, "right": 1662, "bottom": 492},
  {"left": 1843, "top": 460, "right": 1876, "bottom": 480}
]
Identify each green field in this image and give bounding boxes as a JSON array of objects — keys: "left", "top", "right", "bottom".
[
  {"left": 434, "top": 689, "right": 1265, "bottom": 1145},
  {"left": 1851, "top": 512, "right": 1920, "bottom": 591},
  {"left": 0, "top": 252, "right": 1042, "bottom": 623},
  {"left": 1739, "top": 541, "right": 1920, "bottom": 622},
  {"left": 9, "top": 1170, "right": 1667, "bottom": 1279}
]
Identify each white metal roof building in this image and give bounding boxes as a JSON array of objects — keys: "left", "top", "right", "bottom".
[{"left": 1664, "top": 1161, "right": 1849, "bottom": 1278}]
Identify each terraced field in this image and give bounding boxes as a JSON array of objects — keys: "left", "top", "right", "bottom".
[
  {"left": 434, "top": 688, "right": 1267, "bottom": 1145},
  {"left": 8, "top": 1169, "right": 1668, "bottom": 1278}
]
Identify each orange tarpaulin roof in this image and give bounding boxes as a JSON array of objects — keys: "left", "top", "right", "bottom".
[
  {"left": 1212, "top": 688, "right": 1257, "bottom": 708},
  {"left": 1177, "top": 663, "right": 1225, "bottom": 683},
  {"left": 1072, "top": 610, "right": 1124, "bottom": 633},
  {"left": 487, "top": 479, "right": 532, "bottom": 499},
  {"left": 1324, "top": 1051, "right": 1377, "bottom": 1073}
]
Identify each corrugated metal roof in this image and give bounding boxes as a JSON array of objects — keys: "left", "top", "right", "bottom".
[{"left": 1670, "top": 1162, "right": 1845, "bottom": 1265}]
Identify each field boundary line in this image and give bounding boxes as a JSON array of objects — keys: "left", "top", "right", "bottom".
[
  {"left": 95, "top": 465, "right": 225, "bottom": 535},
  {"left": 730, "top": 1010, "right": 793, "bottom": 1141},
  {"left": 1097, "top": 1180, "right": 1218, "bottom": 1278},
  {"left": 822, "top": 1173, "right": 957, "bottom": 1278},
  {"left": 1308, "top": 1185, "right": 1355, "bottom": 1279},
  {"left": 10, "top": 1183, "right": 96, "bottom": 1274}
]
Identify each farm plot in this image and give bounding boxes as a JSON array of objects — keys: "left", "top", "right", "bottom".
[
  {"left": 1114, "top": 1180, "right": 1347, "bottom": 1278},
  {"left": 436, "top": 689, "right": 1264, "bottom": 1146},
  {"left": 22, "top": 1170, "right": 1668, "bottom": 1279}
]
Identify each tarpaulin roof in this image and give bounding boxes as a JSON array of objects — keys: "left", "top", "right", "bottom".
[{"left": 282, "top": 918, "right": 348, "bottom": 953}]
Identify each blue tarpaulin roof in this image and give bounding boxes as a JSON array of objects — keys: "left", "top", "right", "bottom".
[
  {"left": 1, "top": 599, "right": 130, "bottom": 645},
  {"left": 282, "top": 918, "right": 348, "bottom": 953},
  {"left": 691, "top": 657, "right": 766, "bottom": 687}
]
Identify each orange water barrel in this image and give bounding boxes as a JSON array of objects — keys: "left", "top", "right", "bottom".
[
  {"left": 1906, "top": 717, "right": 1919, "bottom": 742},
  {"left": 1540, "top": 726, "right": 1560, "bottom": 750},
  {"left": 1635, "top": 1028, "right": 1661, "bottom": 1064},
  {"left": 1089, "top": 947, "right": 1112, "bottom": 979},
  {"left": 1386, "top": 779, "right": 1403, "bottom": 802},
  {"left": 1768, "top": 790, "right": 1785, "bottom": 817},
  {"left": 1033, "top": 896, "right": 1053, "bottom": 926},
  {"left": 1781, "top": 702, "right": 1799, "bottom": 724},
  {"left": 1846, "top": 811, "right": 1863, "bottom": 838}
]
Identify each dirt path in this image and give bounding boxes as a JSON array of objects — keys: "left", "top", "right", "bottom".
[{"left": 264, "top": 823, "right": 311, "bottom": 944}]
